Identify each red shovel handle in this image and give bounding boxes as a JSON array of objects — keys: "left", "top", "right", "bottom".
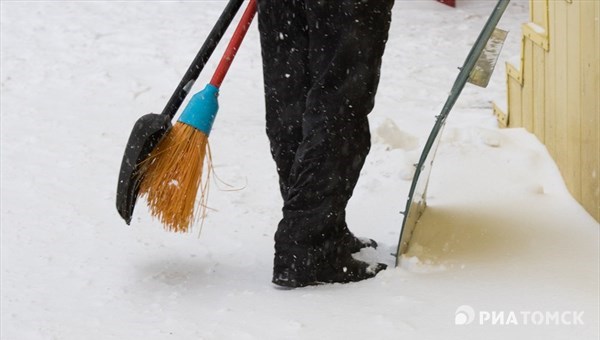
[
  {"left": 210, "top": 0, "right": 257, "bottom": 88},
  {"left": 437, "top": 0, "right": 456, "bottom": 7}
]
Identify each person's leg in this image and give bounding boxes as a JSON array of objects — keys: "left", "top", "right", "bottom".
[
  {"left": 274, "top": 0, "right": 395, "bottom": 286},
  {"left": 257, "top": 0, "right": 310, "bottom": 201}
]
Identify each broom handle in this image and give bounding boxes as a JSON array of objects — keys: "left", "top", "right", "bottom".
[
  {"left": 161, "top": 0, "right": 244, "bottom": 119},
  {"left": 210, "top": 0, "right": 257, "bottom": 88}
]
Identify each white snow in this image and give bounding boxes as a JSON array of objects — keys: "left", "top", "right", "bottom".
[{"left": 1, "top": 0, "right": 598, "bottom": 339}]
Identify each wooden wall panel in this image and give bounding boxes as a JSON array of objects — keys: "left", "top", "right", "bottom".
[
  {"left": 532, "top": 44, "right": 546, "bottom": 142},
  {"left": 497, "top": 0, "right": 599, "bottom": 221},
  {"left": 530, "top": 0, "right": 547, "bottom": 28},
  {"left": 567, "top": 0, "right": 582, "bottom": 200},
  {"left": 579, "top": 0, "right": 600, "bottom": 219},
  {"left": 554, "top": 0, "right": 569, "bottom": 193},
  {"left": 522, "top": 39, "right": 535, "bottom": 133},
  {"left": 508, "top": 75, "right": 523, "bottom": 128},
  {"left": 544, "top": 0, "right": 556, "bottom": 159}
]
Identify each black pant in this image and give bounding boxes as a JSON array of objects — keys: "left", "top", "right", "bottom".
[{"left": 258, "top": 0, "right": 394, "bottom": 264}]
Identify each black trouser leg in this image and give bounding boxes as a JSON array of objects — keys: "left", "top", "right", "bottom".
[
  {"left": 257, "top": 0, "right": 310, "bottom": 200},
  {"left": 258, "top": 0, "right": 394, "bottom": 273}
]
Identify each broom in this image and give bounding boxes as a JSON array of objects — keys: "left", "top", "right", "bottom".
[{"left": 138, "top": 0, "right": 257, "bottom": 233}]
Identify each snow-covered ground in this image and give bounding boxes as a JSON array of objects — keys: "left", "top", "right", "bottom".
[{"left": 1, "top": 0, "right": 598, "bottom": 339}]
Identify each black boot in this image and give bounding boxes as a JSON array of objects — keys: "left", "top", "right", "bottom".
[
  {"left": 273, "top": 254, "right": 387, "bottom": 288},
  {"left": 272, "top": 241, "right": 386, "bottom": 288}
]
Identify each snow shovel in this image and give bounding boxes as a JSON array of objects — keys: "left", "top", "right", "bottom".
[
  {"left": 395, "top": 0, "right": 510, "bottom": 264},
  {"left": 116, "top": 0, "right": 244, "bottom": 224}
]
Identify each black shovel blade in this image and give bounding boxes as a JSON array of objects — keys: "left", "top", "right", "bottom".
[{"left": 116, "top": 113, "right": 172, "bottom": 224}]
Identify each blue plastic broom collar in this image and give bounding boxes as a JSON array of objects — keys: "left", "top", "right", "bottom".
[{"left": 177, "top": 84, "right": 220, "bottom": 136}]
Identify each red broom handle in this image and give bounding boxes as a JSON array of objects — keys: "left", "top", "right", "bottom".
[{"left": 210, "top": 0, "right": 257, "bottom": 88}]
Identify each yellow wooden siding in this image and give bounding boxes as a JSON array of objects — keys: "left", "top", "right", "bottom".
[
  {"left": 579, "top": 0, "right": 600, "bottom": 220},
  {"left": 544, "top": 0, "right": 557, "bottom": 161},
  {"left": 495, "top": 0, "right": 600, "bottom": 221},
  {"left": 532, "top": 43, "right": 545, "bottom": 141},
  {"left": 567, "top": 0, "right": 582, "bottom": 199},
  {"left": 554, "top": 0, "right": 569, "bottom": 196},
  {"left": 508, "top": 73, "right": 523, "bottom": 127},
  {"left": 522, "top": 39, "right": 535, "bottom": 132},
  {"left": 531, "top": 0, "right": 548, "bottom": 28}
]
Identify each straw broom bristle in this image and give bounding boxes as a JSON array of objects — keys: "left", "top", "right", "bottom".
[{"left": 137, "top": 122, "right": 211, "bottom": 233}]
